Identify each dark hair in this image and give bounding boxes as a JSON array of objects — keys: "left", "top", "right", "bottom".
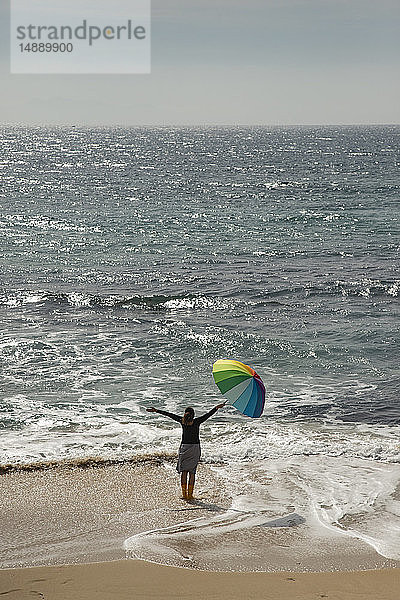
[{"left": 182, "top": 406, "right": 195, "bottom": 425}]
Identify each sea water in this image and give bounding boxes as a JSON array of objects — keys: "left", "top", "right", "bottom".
[{"left": 1, "top": 125, "right": 399, "bottom": 567}]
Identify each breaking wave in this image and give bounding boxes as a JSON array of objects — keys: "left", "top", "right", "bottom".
[
  {"left": 0, "top": 452, "right": 176, "bottom": 475},
  {"left": 0, "top": 278, "right": 398, "bottom": 314}
]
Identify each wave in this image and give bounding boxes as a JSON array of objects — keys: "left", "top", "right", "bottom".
[
  {"left": 0, "top": 452, "right": 177, "bottom": 475},
  {"left": 0, "top": 278, "right": 398, "bottom": 314},
  {"left": 254, "top": 278, "right": 400, "bottom": 302},
  {"left": 0, "top": 291, "right": 209, "bottom": 310},
  {"left": 1, "top": 413, "right": 400, "bottom": 473}
]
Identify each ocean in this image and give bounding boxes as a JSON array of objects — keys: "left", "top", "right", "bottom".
[{"left": 1, "top": 125, "right": 399, "bottom": 568}]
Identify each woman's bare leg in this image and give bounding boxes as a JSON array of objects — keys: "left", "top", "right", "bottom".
[
  {"left": 187, "top": 472, "right": 195, "bottom": 500},
  {"left": 181, "top": 471, "right": 188, "bottom": 499}
]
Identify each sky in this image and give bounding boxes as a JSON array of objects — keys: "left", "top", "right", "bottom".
[{"left": 0, "top": 0, "right": 399, "bottom": 125}]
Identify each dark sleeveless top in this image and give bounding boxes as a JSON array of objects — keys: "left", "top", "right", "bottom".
[{"left": 156, "top": 407, "right": 218, "bottom": 444}]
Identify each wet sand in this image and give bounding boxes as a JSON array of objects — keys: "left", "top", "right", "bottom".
[
  {"left": 0, "top": 459, "right": 228, "bottom": 568},
  {"left": 1, "top": 460, "right": 399, "bottom": 572}
]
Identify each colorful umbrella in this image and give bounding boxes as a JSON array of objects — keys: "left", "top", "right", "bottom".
[{"left": 212, "top": 359, "right": 265, "bottom": 418}]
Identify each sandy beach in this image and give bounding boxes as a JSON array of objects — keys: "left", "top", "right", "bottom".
[
  {"left": 2, "top": 460, "right": 399, "bottom": 571},
  {"left": 1, "top": 461, "right": 400, "bottom": 598},
  {"left": 1, "top": 560, "right": 400, "bottom": 600}
]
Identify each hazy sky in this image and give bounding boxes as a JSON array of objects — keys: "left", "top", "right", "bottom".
[{"left": 1, "top": 0, "right": 399, "bottom": 125}]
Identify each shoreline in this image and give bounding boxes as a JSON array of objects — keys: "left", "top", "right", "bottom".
[{"left": 1, "top": 560, "right": 400, "bottom": 600}]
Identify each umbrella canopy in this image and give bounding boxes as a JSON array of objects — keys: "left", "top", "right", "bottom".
[{"left": 212, "top": 359, "right": 265, "bottom": 418}]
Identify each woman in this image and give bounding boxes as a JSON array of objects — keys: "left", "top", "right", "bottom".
[{"left": 146, "top": 402, "right": 226, "bottom": 500}]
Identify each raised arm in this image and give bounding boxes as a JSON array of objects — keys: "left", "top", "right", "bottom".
[
  {"left": 146, "top": 407, "right": 182, "bottom": 423},
  {"left": 196, "top": 402, "right": 226, "bottom": 424}
]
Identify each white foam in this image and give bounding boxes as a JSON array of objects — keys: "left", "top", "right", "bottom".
[
  {"left": 124, "top": 454, "right": 400, "bottom": 565},
  {"left": 2, "top": 396, "right": 400, "bottom": 467},
  {"left": 124, "top": 502, "right": 303, "bottom": 565},
  {"left": 289, "top": 456, "right": 400, "bottom": 560}
]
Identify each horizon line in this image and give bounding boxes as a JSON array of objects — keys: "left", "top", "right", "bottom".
[{"left": 1, "top": 121, "right": 399, "bottom": 128}]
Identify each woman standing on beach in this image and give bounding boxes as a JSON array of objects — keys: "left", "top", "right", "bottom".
[{"left": 146, "top": 403, "right": 226, "bottom": 500}]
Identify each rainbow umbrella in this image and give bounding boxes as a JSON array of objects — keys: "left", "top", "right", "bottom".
[{"left": 212, "top": 359, "right": 265, "bottom": 418}]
